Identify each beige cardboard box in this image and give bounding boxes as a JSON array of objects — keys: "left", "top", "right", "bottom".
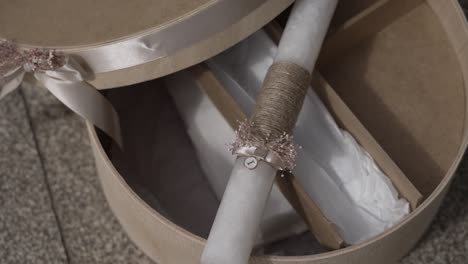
[
  {"left": 87, "top": 0, "right": 468, "bottom": 263},
  {"left": 3, "top": 0, "right": 466, "bottom": 262}
]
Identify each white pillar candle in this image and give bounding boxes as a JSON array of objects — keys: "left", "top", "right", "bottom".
[{"left": 201, "top": 1, "right": 338, "bottom": 263}]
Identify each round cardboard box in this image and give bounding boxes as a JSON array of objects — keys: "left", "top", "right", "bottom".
[
  {"left": 86, "top": 0, "right": 468, "bottom": 263},
  {"left": 0, "top": 0, "right": 293, "bottom": 89}
]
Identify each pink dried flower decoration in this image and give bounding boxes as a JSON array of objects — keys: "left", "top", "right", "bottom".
[
  {"left": 230, "top": 120, "right": 300, "bottom": 171},
  {"left": 0, "top": 40, "right": 65, "bottom": 77}
]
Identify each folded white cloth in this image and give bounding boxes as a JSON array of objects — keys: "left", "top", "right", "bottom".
[
  {"left": 206, "top": 30, "right": 409, "bottom": 244},
  {"left": 166, "top": 71, "right": 307, "bottom": 246}
]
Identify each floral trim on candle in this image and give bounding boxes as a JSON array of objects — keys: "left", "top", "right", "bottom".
[{"left": 229, "top": 120, "right": 300, "bottom": 171}]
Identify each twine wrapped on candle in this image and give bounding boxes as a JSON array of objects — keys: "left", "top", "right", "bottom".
[
  {"left": 252, "top": 62, "right": 311, "bottom": 138},
  {"left": 231, "top": 62, "right": 311, "bottom": 171}
]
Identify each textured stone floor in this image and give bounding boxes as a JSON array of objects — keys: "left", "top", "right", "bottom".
[
  {"left": 18, "top": 83, "right": 154, "bottom": 264},
  {"left": 1, "top": 2, "right": 468, "bottom": 263},
  {"left": 0, "top": 88, "right": 67, "bottom": 264}
]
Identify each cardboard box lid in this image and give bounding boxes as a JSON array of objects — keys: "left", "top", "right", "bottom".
[
  {"left": 0, "top": 0, "right": 210, "bottom": 47},
  {"left": 0, "top": 0, "right": 293, "bottom": 88}
]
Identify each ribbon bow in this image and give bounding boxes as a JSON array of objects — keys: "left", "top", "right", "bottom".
[{"left": 0, "top": 40, "right": 122, "bottom": 148}]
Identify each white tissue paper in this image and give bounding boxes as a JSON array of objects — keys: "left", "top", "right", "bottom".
[
  {"left": 166, "top": 71, "right": 307, "bottom": 246},
  {"left": 206, "top": 30, "right": 410, "bottom": 244}
]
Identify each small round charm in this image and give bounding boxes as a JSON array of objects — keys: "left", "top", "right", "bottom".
[{"left": 244, "top": 157, "right": 258, "bottom": 169}]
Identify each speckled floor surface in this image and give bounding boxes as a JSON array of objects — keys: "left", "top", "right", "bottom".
[
  {"left": 2, "top": 3, "right": 468, "bottom": 264},
  {"left": 0, "top": 84, "right": 154, "bottom": 264}
]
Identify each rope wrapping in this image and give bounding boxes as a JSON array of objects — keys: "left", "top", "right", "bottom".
[
  {"left": 251, "top": 62, "right": 311, "bottom": 139},
  {"left": 231, "top": 62, "right": 312, "bottom": 171}
]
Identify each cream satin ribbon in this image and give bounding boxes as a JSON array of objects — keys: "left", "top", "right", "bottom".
[{"left": 0, "top": 56, "right": 123, "bottom": 148}]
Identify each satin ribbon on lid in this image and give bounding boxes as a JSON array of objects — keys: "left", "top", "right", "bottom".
[
  {"left": 13, "top": 0, "right": 271, "bottom": 74},
  {"left": 0, "top": 40, "right": 122, "bottom": 148}
]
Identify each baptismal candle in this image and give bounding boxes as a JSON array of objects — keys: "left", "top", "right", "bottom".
[{"left": 201, "top": 1, "right": 338, "bottom": 263}]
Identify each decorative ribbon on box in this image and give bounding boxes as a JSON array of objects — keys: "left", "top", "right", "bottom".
[
  {"left": 0, "top": 41, "right": 123, "bottom": 147},
  {"left": 0, "top": 0, "right": 270, "bottom": 147}
]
